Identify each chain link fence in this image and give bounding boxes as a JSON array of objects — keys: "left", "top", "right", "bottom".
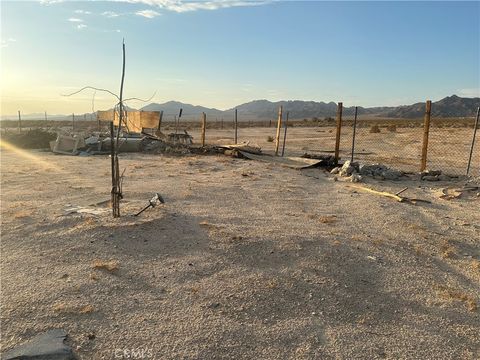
[{"left": 195, "top": 104, "right": 479, "bottom": 177}]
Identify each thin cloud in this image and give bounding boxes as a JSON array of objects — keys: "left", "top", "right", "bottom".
[
  {"left": 136, "top": 9, "right": 161, "bottom": 18},
  {"left": 74, "top": 10, "right": 92, "bottom": 15},
  {"left": 77, "top": 24, "right": 88, "bottom": 30},
  {"left": 39, "top": 0, "right": 64, "bottom": 4},
  {"left": 457, "top": 88, "right": 480, "bottom": 98},
  {"left": 119, "top": 0, "right": 269, "bottom": 13},
  {"left": 1, "top": 38, "right": 17, "bottom": 48},
  {"left": 102, "top": 11, "right": 121, "bottom": 18},
  {"left": 68, "top": 18, "right": 84, "bottom": 22}
]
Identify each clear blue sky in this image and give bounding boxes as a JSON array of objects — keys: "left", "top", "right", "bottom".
[{"left": 1, "top": 0, "right": 479, "bottom": 115}]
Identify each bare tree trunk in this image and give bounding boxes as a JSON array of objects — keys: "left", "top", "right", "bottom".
[{"left": 111, "top": 40, "right": 126, "bottom": 218}]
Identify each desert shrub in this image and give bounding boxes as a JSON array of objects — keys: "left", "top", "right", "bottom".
[
  {"left": 267, "top": 136, "right": 274, "bottom": 142},
  {"left": 387, "top": 124, "right": 397, "bottom": 132},
  {"left": 369, "top": 125, "right": 381, "bottom": 133}
]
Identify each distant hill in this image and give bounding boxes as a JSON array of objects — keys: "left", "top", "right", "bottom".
[
  {"left": 384, "top": 95, "right": 479, "bottom": 118},
  {"left": 141, "top": 101, "right": 223, "bottom": 118},
  {"left": 139, "top": 96, "right": 479, "bottom": 120},
  {"left": 3, "top": 95, "right": 478, "bottom": 121}
]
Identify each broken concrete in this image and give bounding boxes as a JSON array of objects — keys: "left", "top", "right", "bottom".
[{"left": 52, "top": 135, "right": 86, "bottom": 155}]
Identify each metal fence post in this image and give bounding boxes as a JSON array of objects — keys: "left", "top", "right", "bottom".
[
  {"left": 420, "top": 100, "right": 432, "bottom": 172},
  {"left": 466, "top": 106, "right": 480, "bottom": 176},
  {"left": 334, "top": 102, "right": 343, "bottom": 165},
  {"left": 234, "top": 109, "right": 238, "bottom": 144},
  {"left": 350, "top": 106, "right": 358, "bottom": 163},
  {"left": 201, "top": 112, "right": 206, "bottom": 147}
]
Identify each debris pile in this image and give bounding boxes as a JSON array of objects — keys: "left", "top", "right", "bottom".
[
  {"left": 330, "top": 161, "right": 405, "bottom": 182},
  {"left": 420, "top": 170, "right": 455, "bottom": 182},
  {"left": 47, "top": 129, "right": 196, "bottom": 156}
]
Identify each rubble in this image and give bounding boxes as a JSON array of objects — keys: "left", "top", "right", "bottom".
[{"left": 330, "top": 161, "right": 405, "bottom": 182}]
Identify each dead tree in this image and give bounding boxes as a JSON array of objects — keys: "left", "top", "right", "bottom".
[{"left": 63, "top": 40, "right": 154, "bottom": 218}]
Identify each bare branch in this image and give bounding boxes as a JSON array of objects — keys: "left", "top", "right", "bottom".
[
  {"left": 123, "top": 91, "right": 157, "bottom": 103},
  {"left": 62, "top": 86, "right": 119, "bottom": 101}
]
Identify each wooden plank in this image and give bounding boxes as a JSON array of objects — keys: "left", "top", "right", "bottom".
[
  {"left": 97, "top": 110, "right": 115, "bottom": 121},
  {"left": 98, "top": 110, "right": 161, "bottom": 133}
]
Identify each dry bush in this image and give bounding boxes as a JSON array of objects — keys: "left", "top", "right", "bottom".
[
  {"left": 53, "top": 303, "right": 95, "bottom": 314},
  {"left": 369, "top": 125, "right": 381, "bottom": 133},
  {"left": 266, "top": 279, "right": 279, "bottom": 289},
  {"left": 472, "top": 259, "right": 480, "bottom": 272},
  {"left": 79, "top": 305, "right": 95, "bottom": 314},
  {"left": 387, "top": 124, "right": 397, "bottom": 132},
  {"left": 13, "top": 210, "right": 32, "bottom": 219},
  {"left": 267, "top": 136, "right": 274, "bottom": 142},
  {"left": 438, "top": 286, "right": 477, "bottom": 312},
  {"left": 89, "top": 272, "right": 99, "bottom": 281},
  {"left": 83, "top": 218, "right": 96, "bottom": 226},
  {"left": 92, "top": 259, "right": 119, "bottom": 272},
  {"left": 440, "top": 240, "right": 456, "bottom": 259},
  {"left": 316, "top": 215, "right": 337, "bottom": 224},
  {"left": 413, "top": 244, "right": 423, "bottom": 256}
]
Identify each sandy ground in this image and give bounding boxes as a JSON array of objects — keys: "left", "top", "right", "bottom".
[{"left": 1, "top": 147, "right": 479, "bottom": 359}]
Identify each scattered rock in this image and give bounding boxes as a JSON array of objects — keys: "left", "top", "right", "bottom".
[
  {"left": 423, "top": 175, "right": 439, "bottom": 181},
  {"left": 339, "top": 160, "right": 358, "bottom": 177},
  {"left": 349, "top": 174, "right": 363, "bottom": 183}
]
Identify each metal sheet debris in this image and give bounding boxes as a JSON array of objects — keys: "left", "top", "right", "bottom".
[{"left": 238, "top": 151, "right": 324, "bottom": 169}]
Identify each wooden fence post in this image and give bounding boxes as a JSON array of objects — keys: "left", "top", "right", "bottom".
[
  {"left": 17, "top": 110, "right": 21, "bottom": 133},
  {"left": 420, "top": 100, "right": 432, "bottom": 171},
  {"left": 234, "top": 108, "right": 238, "bottom": 144},
  {"left": 201, "top": 112, "right": 206, "bottom": 147},
  {"left": 72, "top": 113, "right": 75, "bottom": 131},
  {"left": 334, "top": 102, "right": 343, "bottom": 164},
  {"left": 274, "top": 105, "right": 283, "bottom": 156},
  {"left": 157, "top": 110, "right": 163, "bottom": 133}
]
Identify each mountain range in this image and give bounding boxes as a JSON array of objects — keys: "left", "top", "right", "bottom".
[
  {"left": 2, "top": 95, "right": 478, "bottom": 121},
  {"left": 141, "top": 95, "right": 479, "bottom": 120}
]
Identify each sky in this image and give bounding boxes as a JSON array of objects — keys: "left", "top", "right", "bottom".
[{"left": 0, "top": 0, "right": 479, "bottom": 116}]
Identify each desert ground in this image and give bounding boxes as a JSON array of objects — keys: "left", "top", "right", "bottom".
[{"left": 1, "top": 128, "right": 479, "bottom": 359}]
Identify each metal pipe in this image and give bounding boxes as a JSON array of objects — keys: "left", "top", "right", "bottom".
[
  {"left": 466, "top": 106, "right": 480, "bottom": 176},
  {"left": 351, "top": 106, "right": 358, "bottom": 163}
]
